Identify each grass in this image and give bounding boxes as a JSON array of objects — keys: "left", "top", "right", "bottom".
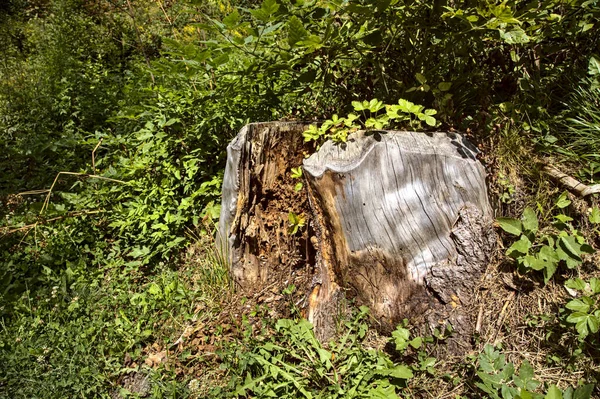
[{"left": 559, "top": 79, "right": 600, "bottom": 159}]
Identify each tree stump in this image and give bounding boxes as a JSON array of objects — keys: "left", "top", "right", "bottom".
[{"left": 218, "top": 123, "right": 496, "bottom": 348}]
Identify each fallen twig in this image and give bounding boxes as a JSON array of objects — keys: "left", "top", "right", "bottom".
[
  {"left": 41, "top": 172, "right": 127, "bottom": 215},
  {"left": 543, "top": 164, "right": 600, "bottom": 197},
  {"left": 1, "top": 209, "right": 105, "bottom": 238}
]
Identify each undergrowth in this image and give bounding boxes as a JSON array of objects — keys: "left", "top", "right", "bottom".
[{"left": 1, "top": 0, "right": 600, "bottom": 397}]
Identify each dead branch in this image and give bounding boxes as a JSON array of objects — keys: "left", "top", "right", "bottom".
[{"left": 543, "top": 164, "right": 600, "bottom": 197}]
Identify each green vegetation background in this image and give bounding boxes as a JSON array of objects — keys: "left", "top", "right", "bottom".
[{"left": 0, "top": 0, "right": 599, "bottom": 397}]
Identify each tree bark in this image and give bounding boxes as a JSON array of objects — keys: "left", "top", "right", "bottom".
[{"left": 218, "top": 123, "right": 496, "bottom": 349}]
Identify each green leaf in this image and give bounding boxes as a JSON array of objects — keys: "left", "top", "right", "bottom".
[
  {"left": 508, "top": 236, "right": 531, "bottom": 257},
  {"left": 222, "top": 10, "right": 241, "bottom": 28},
  {"left": 368, "top": 99, "right": 385, "bottom": 113},
  {"left": 415, "top": 73, "right": 427, "bottom": 84},
  {"left": 589, "top": 55, "right": 600, "bottom": 76},
  {"left": 518, "top": 390, "right": 534, "bottom": 399},
  {"left": 497, "top": 218, "right": 523, "bottom": 236},
  {"left": 500, "top": 28, "right": 530, "bottom": 44},
  {"left": 545, "top": 385, "right": 563, "bottom": 399},
  {"left": 589, "top": 278, "right": 600, "bottom": 294},
  {"left": 409, "top": 337, "right": 422, "bottom": 349},
  {"left": 251, "top": 0, "right": 280, "bottom": 22},
  {"left": 559, "top": 236, "right": 583, "bottom": 261},
  {"left": 565, "top": 278, "right": 586, "bottom": 292},
  {"left": 424, "top": 116, "right": 436, "bottom": 126},
  {"left": 377, "top": 365, "right": 413, "bottom": 379},
  {"left": 543, "top": 260, "right": 557, "bottom": 284},
  {"left": 573, "top": 384, "right": 594, "bottom": 399},
  {"left": 556, "top": 192, "right": 571, "bottom": 208},
  {"left": 317, "top": 348, "right": 332, "bottom": 363},
  {"left": 555, "top": 214, "right": 574, "bottom": 223},
  {"left": 438, "top": 82, "right": 452, "bottom": 91},
  {"left": 524, "top": 255, "right": 544, "bottom": 271},
  {"left": 291, "top": 167, "right": 303, "bottom": 179},
  {"left": 589, "top": 207, "right": 600, "bottom": 224},
  {"left": 392, "top": 327, "right": 410, "bottom": 351},
  {"left": 576, "top": 319, "right": 589, "bottom": 337},
  {"left": 566, "top": 299, "right": 591, "bottom": 313},
  {"left": 288, "top": 16, "right": 308, "bottom": 46},
  {"left": 514, "top": 360, "right": 536, "bottom": 390},
  {"left": 367, "top": 383, "right": 400, "bottom": 399},
  {"left": 587, "top": 315, "right": 599, "bottom": 333},
  {"left": 521, "top": 207, "right": 539, "bottom": 233}
]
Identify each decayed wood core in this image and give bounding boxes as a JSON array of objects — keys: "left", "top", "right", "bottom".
[{"left": 218, "top": 123, "right": 318, "bottom": 318}]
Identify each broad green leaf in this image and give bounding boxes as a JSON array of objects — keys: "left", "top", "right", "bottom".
[
  {"left": 563, "top": 387, "right": 574, "bottom": 399},
  {"left": 565, "top": 278, "right": 586, "bottom": 292},
  {"left": 368, "top": 99, "right": 385, "bottom": 112},
  {"left": 424, "top": 116, "right": 436, "bottom": 126},
  {"left": 502, "top": 383, "right": 516, "bottom": 399},
  {"left": 556, "top": 192, "right": 571, "bottom": 208},
  {"left": 587, "top": 314, "right": 599, "bottom": 333},
  {"left": 589, "top": 207, "right": 600, "bottom": 224},
  {"left": 566, "top": 299, "right": 591, "bottom": 313},
  {"left": 222, "top": 10, "right": 241, "bottom": 28},
  {"left": 352, "top": 100, "right": 366, "bottom": 111},
  {"left": 543, "top": 260, "right": 557, "bottom": 284},
  {"left": 500, "top": 28, "right": 530, "bottom": 44},
  {"left": 288, "top": 16, "right": 308, "bottom": 46},
  {"left": 521, "top": 207, "right": 538, "bottom": 233},
  {"left": 545, "top": 385, "right": 563, "bottom": 399},
  {"left": 415, "top": 73, "right": 427, "bottom": 84},
  {"left": 566, "top": 311, "right": 587, "bottom": 323},
  {"left": 517, "top": 389, "right": 534, "bottom": 399},
  {"left": 367, "top": 383, "right": 400, "bottom": 399},
  {"left": 524, "top": 255, "right": 544, "bottom": 271},
  {"left": 317, "top": 348, "right": 332, "bottom": 363},
  {"left": 251, "top": 0, "right": 280, "bottom": 22},
  {"left": 497, "top": 217, "right": 523, "bottom": 235},
  {"left": 589, "top": 55, "right": 600, "bottom": 76},
  {"left": 573, "top": 384, "right": 594, "bottom": 399},
  {"left": 555, "top": 214, "right": 574, "bottom": 223},
  {"left": 589, "top": 278, "right": 600, "bottom": 294},
  {"left": 365, "top": 117, "right": 379, "bottom": 128},
  {"left": 299, "top": 34, "right": 323, "bottom": 51},
  {"left": 514, "top": 360, "right": 535, "bottom": 390},
  {"left": 409, "top": 337, "right": 422, "bottom": 349},
  {"left": 576, "top": 319, "right": 589, "bottom": 337},
  {"left": 539, "top": 245, "right": 559, "bottom": 262},
  {"left": 559, "top": 236, "right": 583, "bottom": 261},
  {"left": 382, "top": 365, "right": 413, "bottom": 379},
  {"left": 438, "top": 82, "right": 452, "bottom": 91},
  {"left": 508, "top": 236, "right": 531, "bottom": 256}
]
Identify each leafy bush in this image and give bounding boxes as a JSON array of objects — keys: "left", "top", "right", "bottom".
[
  {"left": 563, "top": 278, "right": 600, "bottom": 340},
  {"left": 497, "top": 194, "right": 595, "bottom": 283},
  {"left": 475, "top": 344, "right": 594, "bottom": 399}
]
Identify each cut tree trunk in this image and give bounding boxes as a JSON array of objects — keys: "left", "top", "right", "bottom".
[{"left": 218, "top": 123, "right": 496, "bottom": 349}]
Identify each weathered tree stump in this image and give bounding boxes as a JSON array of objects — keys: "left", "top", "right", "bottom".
[{"left": 218, "top": 123, "right": 496, "bottom": 348}]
